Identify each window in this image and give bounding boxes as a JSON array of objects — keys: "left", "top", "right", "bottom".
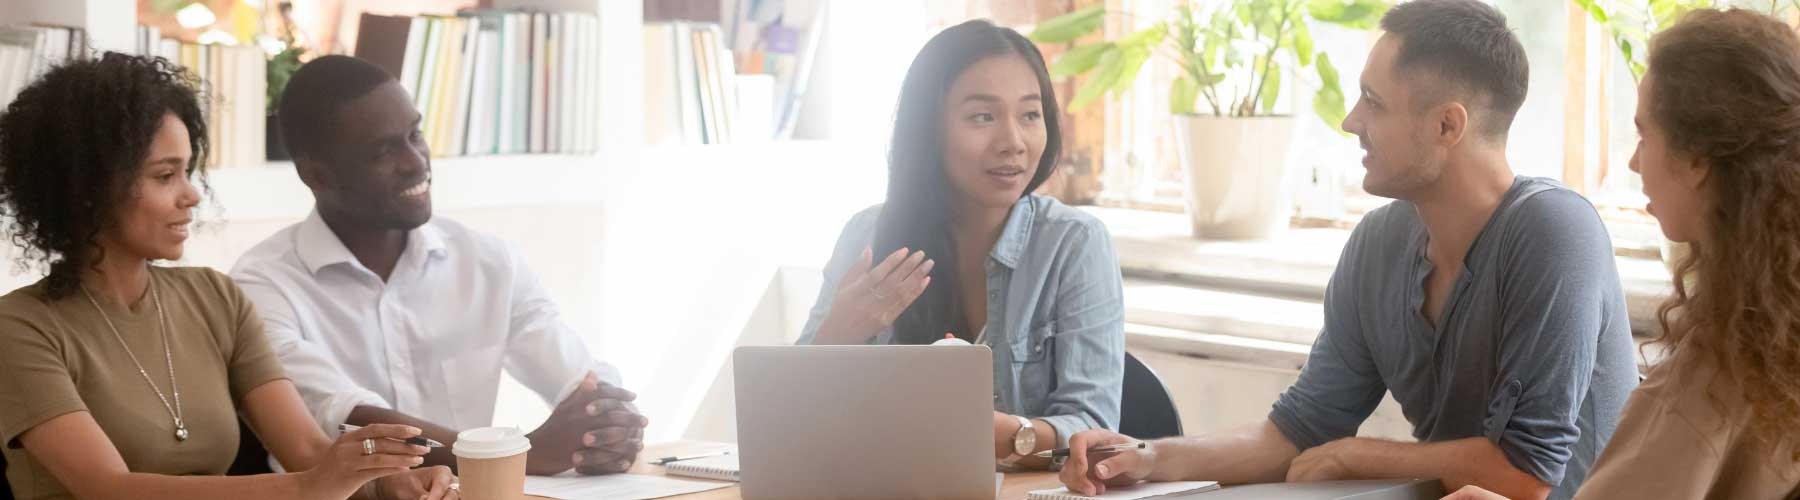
[{"left": 1082, "top": 0, "right": 1759, "bottom": 256}]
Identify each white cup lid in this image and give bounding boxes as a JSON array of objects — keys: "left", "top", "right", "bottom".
[
  {"left": 453, "top": 427, "right": 532, "bottom": 459},
  {"left": 931, "top": 337, "right": 972, "bottom": 346}
]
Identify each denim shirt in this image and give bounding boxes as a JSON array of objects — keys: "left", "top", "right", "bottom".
[{"left": 797, "top": 194, "right": 1125, "bottom": 448}]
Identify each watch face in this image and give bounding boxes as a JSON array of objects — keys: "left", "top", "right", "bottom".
[{"left": 1014, "top": 427, "right": 1035, "bottom": 455}]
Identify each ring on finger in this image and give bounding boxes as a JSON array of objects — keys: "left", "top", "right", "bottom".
[
  {"left": 449, "top": 483, "right": 460, "bottom": 492},
  {"left": 362, "top": 438, "right": 375, "bottom": 456}
]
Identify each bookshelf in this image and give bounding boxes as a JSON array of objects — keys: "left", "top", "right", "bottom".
[{"left": 1, "top": 0, "right": 645, "bottom": 169}]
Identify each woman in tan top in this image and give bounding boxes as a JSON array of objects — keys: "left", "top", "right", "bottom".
[
  {"left": 0, "top": 54, "right": 458, "bottom": 500},
  {"left": 1446, "top": 8, "right": 1800, "bottom": 500}
]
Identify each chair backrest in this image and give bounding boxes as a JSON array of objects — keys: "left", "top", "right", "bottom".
[
  {"left": 1118, "top": 352, "right": 1183, "bottom": 440},
  {"left": 1, "top": 448, "right": 12, "bottom": 500},
  {"left": 228, "top": 418, "right": 275, "bottom": 476}
]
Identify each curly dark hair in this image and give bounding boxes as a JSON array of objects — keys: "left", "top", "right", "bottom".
[{"left": 0, "top": 52, "right": 210, "bottom": 299}]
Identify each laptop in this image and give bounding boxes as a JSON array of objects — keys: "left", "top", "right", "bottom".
[{"left": 733, "top": 345, "right": 996, "bottom": 500}]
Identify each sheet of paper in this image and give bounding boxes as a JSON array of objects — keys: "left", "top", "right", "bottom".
[
  {"left": 524, "top": 473, "right": 734, "bottom": 500},
  {"left": 1028, "top": 480, "right": 1220, "bottom": 500}
]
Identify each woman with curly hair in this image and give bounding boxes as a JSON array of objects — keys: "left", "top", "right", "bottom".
[
  {"left": 1446, "top": 8, "right": 1800, "bottom": 500},
  {"left": 0, "top": 53, "right": 458, "bottom": 500}
]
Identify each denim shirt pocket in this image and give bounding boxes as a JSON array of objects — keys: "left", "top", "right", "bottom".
[{"left": 1008, "top": 322, "right": 1057, "bottom": 414}]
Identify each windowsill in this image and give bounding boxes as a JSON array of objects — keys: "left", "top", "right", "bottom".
[{"left": 1089, "top": 206, "right": 1677, "bottom": 367}]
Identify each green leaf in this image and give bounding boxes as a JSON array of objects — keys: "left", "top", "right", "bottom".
[
  {"left": 1050, "top": 43, "right": 1114, "bottom": 78},
  {"left": 1029, "top": 5, "right": 1106, "bottom": 43},
  {"left": 1305, "top": 0, "right": 1391, "bottom": 30},
  {"left": 1258, "top": 60, "right": 1282, "bottom": 115},
  {"left": 1112, "top": 46, "right": 1153, "bottom": 94},
  {"left": 1068, "top": 48, "right": 1125, "bottom": 112},
  {"left": 1313, "top": 54, "right": 1349, "bottom": 134},
  {"left": 1171, "top": 75, "right": 1201, "bottom": 115},
  {"left": 1117, "top": 23, "right": 1168, "bottom": 49},
  {"left": 1573, "top": 0, "right": 1609, "bottom": 25},
  {"left": 150, "top": 0, "right": 193, "bottom": 14},
  {"left": 1290, "top": 18, "right": 1314, "bottom": 67},
  {"left": 1315, "top": 52, "right": 1342, "bottom": 92}
]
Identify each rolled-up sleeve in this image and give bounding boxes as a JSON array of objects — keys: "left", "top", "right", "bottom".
[
  {"left": 500, "top": 241, "right": 619, "bottom": 407},
  {"left": 232, "top": 269, "right": 390, "bottom": 436},
  {"left": 1268, "top": 225, "right": 1386, "bottom": 451},
  {"left": 1484, "top": 191, "right": 1617, "bottom": 487},
  {"left": 1036, "top": 221, "right": 1125, "bottom": 448},
  {"left": 796, "top": 207, "right": 882, "bottom": 345}
]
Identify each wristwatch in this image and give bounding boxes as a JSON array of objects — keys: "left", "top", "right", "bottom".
[{"left": 999, "top": 415, "right": 1036, "bottom": 466}]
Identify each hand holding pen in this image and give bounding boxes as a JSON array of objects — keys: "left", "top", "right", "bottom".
[
  {"left": 1057, "top": 429, "right": 1157, "bottom": 496},
  {"left": 341, "top": 423, "right": 446, "bottom": 449}
]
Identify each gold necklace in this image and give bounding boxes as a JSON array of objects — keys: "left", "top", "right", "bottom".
[{"left": 81, "top": 273, "right": 187, "bottom": 442}]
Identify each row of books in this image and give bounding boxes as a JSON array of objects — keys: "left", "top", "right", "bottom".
[
  {"left": 644, "top": 22, "right": 740, "bottom": 145},
  {"left": 356, "top": 10, "right": 604, "bottom": 157},
  {"left": 0, "top": 25, "right": 89, "bottom": 113},
  {"left": 134, "top": 25, "right": 267, "bottom": 169}
]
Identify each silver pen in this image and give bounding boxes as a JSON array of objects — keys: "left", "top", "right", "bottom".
[{"left": 339, "top": 423, "right": 445, "bottom": 448}]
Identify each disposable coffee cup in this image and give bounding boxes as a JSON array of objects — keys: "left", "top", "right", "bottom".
[{"left": 453, "top": 427, "right": 532, "bottom": 500}]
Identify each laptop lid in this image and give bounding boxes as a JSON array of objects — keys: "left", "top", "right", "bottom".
[{"left": 733, "top": 345, "right": 996, "bottom": 500}]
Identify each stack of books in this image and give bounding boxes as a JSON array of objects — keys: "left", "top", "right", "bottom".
[
  {"left": 356, "top": 10, "right": 604, "bottom": 158},
  {"left": 0, "top": 25, "right": 89, "bottom": 111},
  {"left": 135, "top": 25, "right": 267, "bottom": 169},
  {"left": 643, "top": 21, "right": 739, "bottom": 145}
]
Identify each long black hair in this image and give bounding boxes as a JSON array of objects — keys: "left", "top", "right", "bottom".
[{"left": 877, "top": 19, "right": 1061, "bottom": 345}]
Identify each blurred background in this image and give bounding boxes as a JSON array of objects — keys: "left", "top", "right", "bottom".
[{"left": 3, "top": 0, "right": 1795, "bottom": 445}]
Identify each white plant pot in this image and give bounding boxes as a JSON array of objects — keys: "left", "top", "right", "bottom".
[{"left": 1173, "top": 114, "right": 1296, "bottom": 240}]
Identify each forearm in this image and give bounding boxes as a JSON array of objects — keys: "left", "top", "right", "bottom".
[
  {"left": 993, "top": 413, "right": 1059, "bottom": 469},
  {"left": 1145, "top": 420, "right": 1299, "bottom": 485},
  {"left": 78, "top": 472, "right": 307, "bottom": 500},
  {"left": 1337, "top": 437, "right": 1548, "bottom": 500},
  {"left": 347, "top": 406, "right": 461, "bottom": 469}
]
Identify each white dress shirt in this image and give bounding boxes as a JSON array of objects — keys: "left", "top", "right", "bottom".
[{"left": 231, "top": 212, "right": 616, "bottom": 435}]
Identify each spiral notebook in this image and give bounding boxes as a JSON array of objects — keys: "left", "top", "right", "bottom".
[
  {"left": 663, "top": 454, "right": 741, "bottom": 482},
  {"left": 1026, "top": 481, "right": 1220, "bottom": 500}
]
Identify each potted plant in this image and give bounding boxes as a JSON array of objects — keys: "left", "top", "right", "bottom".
[
  {"left": 1031, "top": 1, "right": 1388, "bottom": 239},
  {"left": 265, "top": 45, "right": 302, "bottom": 161},
  {"left": 263, "top": 0, "right": 307, "bottom": 161}
]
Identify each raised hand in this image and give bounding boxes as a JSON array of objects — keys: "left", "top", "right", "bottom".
[{"left": 813, "top": 246, "right": 934, "bottom": 344}]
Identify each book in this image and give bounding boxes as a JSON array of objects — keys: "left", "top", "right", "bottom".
[
  {"left": 352, "top": 13, "right": 413, "bottom": 79},
  {"left": 448, "top": 16, "right": 480, "bottom": 156},
  {"left": 399, "top": 17, "right": 427, "bottom": 100},
  {"left": 1026, "top": 481, "right": 1220, "bottom": 500},
  {"left": 662, "top": 454, "right": 740, "bottom": 482},
  {"left": 642, "top": 23, "right": 681, "bottom": 145},
  {"left": 467, "top": 19, "right": 500, "bottom": 155},
  {"left": 507, "top": 11, "right": 529, "bottom": 154},
  {"left": 690, "top": 25, "right": 715, "bottom": 144},
  {"left": 672, "top": 23, "right": 702, "bottom": 143},
  {"left": 643, "top": 0, "right": 722, "bottom": 23},
  {"left": 529, "top": 12, "right": 547, "bottom": 153}
]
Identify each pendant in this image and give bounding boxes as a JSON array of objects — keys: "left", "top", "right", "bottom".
[{"left": 175, "top": 425, "right": 189, "bottom": 441}]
